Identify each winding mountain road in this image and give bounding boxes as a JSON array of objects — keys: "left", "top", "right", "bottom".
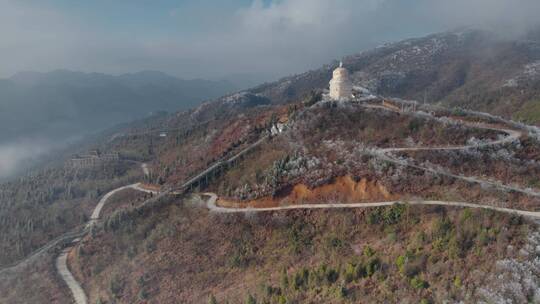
[
  {"left": 56, "top": 164, "right": 158, "bottom": 304},
  {"left": 87, "top": 183, "right": 157, "bottom": 228},
  {"left": 206, "top": 101, "right": 540, "bottom": 216},
  {"left": 7, "top": 100, "right": 538, "bottom": 304},
  {"left": 204, "top": 193, "right": 540, "bottom": 219},
  {"left": 363, "top": 103, "right": 540, "bottom": 198},
  {"left": 56, "top": 243, "right": 88, "bottom": 304},
  {"left": 56, "top": 102, "right": 538, "bottom": 303}
]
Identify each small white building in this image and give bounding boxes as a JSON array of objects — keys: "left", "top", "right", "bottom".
[
  {"left": 270, "top": 122, "right": 286, "bottom": 135},
  {"left": 329, "top": 62, "right": 353, "bottom": 100}
]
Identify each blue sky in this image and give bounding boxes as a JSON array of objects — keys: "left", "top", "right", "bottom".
[{"left": 1, "top": 0, "right": 539, "bottom": 81}]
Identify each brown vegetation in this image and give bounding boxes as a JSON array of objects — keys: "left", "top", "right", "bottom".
[
  {"left": 0, "top": 251, "right": 70, "bottom": 304},
  {"left": 73, "top": 195, "right": 535, "bottom": 304}
]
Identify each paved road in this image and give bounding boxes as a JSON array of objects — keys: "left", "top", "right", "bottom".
[
  {"left": 56, "top": 244, "right": 88, "bottom": 304},
  {"left": 0, "top": 166, "right": 158, "bottom": 276},
  {"left": 87, "top": 182, "right": 158, "bottom": 228},
  {"left": 6, "top": 101, "right": 537, "bottom": 303},
  {"left": 204, "top": 193, "right": 540, "bottom": 219},
  {"left": 56, "top": 165, "right": 156, "bottom": 304},
  {"left": 206, "top": 102, "right": 540, "bottom": 214},
  {"left": 0, "top": 229, "right": 85, "bottom": 276},
  {"left": 363, "top": 103, "right": 540, "bottom": 198}
]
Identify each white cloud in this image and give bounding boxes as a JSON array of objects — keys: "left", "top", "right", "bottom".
[
  {"left": 148, "top": 0, "right": 540, "bottom": 79},
  {"left": 0, "top": 140, "right": 52, "bottom": 179},
  {"left": 0, "top": 0, "right": 539, "bottom": 80}
]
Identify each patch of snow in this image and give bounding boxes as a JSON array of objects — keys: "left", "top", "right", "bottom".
[
  {"left": 477, "top": 229, "right": 540, "bottom": 303},
  {"left": 524, "top": 61, "right": 540, "bottom": 77},
  {"left": 503, "top": 60, "right": 540, "bottom": 87},
  {"left": 503, "top": 78, "right": 518, "bottom": 88},
  {"left": 223, "top": 92, "right": 250, "bottom": 104}
]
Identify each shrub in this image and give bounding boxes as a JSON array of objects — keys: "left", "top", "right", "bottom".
[
  {"left": 367, "top": 212, "right": 380, "bottom": 225},
  {"left": 432, "top": 237, "right": 447, "bottom": 252},
  {"left": 326, "top": 268, "right": 339, "bottom": 284},
  {"left": 408, "top": 118, "right": 423, "bottom": 132},
  {"left": 448, "top": 236, "right": 460, "bottom": 259},
  {"left": 280, "top": 269, "right": 289, "bottom": 290},
  {"left": 327, "top": 235, "right": 344, "bottom": 250},
  {"left": 396, "top": 255, "right": 407, "bottom": 274},
  {"left": 246, "top": 294, "right": 257, "bottom": 304},
  {"left": 433, "top": 217, "right": 452, "bottom": 239},
  {"left": 363, "top": 245, "right": 376, "bottom": 258},
  {"left": 354, "top": 263, "right": 367, "bottom": 279},
  {"left": 105, "top": 210, "right": 131, "bottom": 232},
  {"left": 383, "top": 204, "right": 407, "bottom": 225},
  {"left": 367, "top": 204, "right": 406, "bottom": 226},
  {"left": 337, "top": 283, "right": 348, "bottom": 298},
  {"left": 138, "top": 288, "right": 149, "bottom": 300},
  {"left": 263, "top": 285, "right": 281, "bottom": 297},
  {"left": 460, "top": 209, "right": 473, "bottom": 223},
  {"left": 287, "top": 222, "right": 313, "bottom": 254},
  {"left": 366, "top": 258, "right": 380, "bottom": 277},
  {"left": 410, "top": 276, "right": 428, "bottom": 289},
  {"left": 208, "top": 294, "right": 218, "bottom": 304},
  {"left": 293, "top": 272, "right": 304, "bottom": 290},
  {"left": 477, "top": 228, "right": 490, "bottom": 246},
  {"left": 109, "top": 275, "right": 124, "bottom": 299},
  {"left": 396, "top": 251, "right": 422, "bottom": 277},
  {"left": 415, "top": 231, "right": 427, "bottom": 246},
  {"left": 311, "top": 264, "right": 328, "bottom": 285},
  {"left": 387, "top": 231, "right": 398, "bottom": 242},
  {"left": 229, "top": 237, "right": 253, "bottom": 268},
  {"left": 344, "top": 263, "right": 356, "bottom": 283},
  {"left": 451, "top": 107, "right": 466, "bottom": 116},
  {"left": 127, "top": 246, "right": 137, "bottom": 259},
  {"left": 303, "top": 90, "right": 322, "bottom": 107},
  {"left": 453, "top": 276, "right": 462, "bottom": 288}
]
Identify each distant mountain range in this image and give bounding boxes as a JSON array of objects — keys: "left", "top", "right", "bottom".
[{"left": 0, "top": 70, "right": 236, "bottom": 144}]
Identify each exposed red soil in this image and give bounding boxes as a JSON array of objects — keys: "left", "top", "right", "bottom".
[{"left": 218, "top": 175, "right": 395, "bottom": 208}]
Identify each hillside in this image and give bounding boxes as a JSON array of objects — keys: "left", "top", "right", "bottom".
[
  {"left": 53, "top": 96, "right": 540, "bottom": 303},
  {"left": 1, "top": 28, "right": 540, "bottom": 304},
  {"left": 73, "top": 195, "right": 535, "bottom": 304}
]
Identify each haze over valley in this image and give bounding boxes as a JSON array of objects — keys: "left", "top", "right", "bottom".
[
  {"left": 0, "top": 70, "right": 236, "bottom": 178},
  {"left": 1, "top": 1, "right": 540, "bottom": 303}
]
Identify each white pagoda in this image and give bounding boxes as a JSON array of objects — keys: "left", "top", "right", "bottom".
[{"left": 329, "top": 62, "right": 353, "bottom": 100}]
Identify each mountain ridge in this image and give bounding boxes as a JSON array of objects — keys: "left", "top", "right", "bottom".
[
  {"left": 0, "top": 70, "right": 236, "bottom": 145},
  {"left": 207, "top": 28, "right": 540, "bottom": 126}
]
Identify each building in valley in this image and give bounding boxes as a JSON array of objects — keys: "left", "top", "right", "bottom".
[{"left": 67, "top": 150, "right": 120, "bottom": 168}]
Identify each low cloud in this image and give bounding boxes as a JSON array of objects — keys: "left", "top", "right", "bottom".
[
  {"left": 0, "top": 140, "right": 52, "bottom": 179},
  {"left": 157, "top": 0, "right": 540, "bottom": 78}
]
